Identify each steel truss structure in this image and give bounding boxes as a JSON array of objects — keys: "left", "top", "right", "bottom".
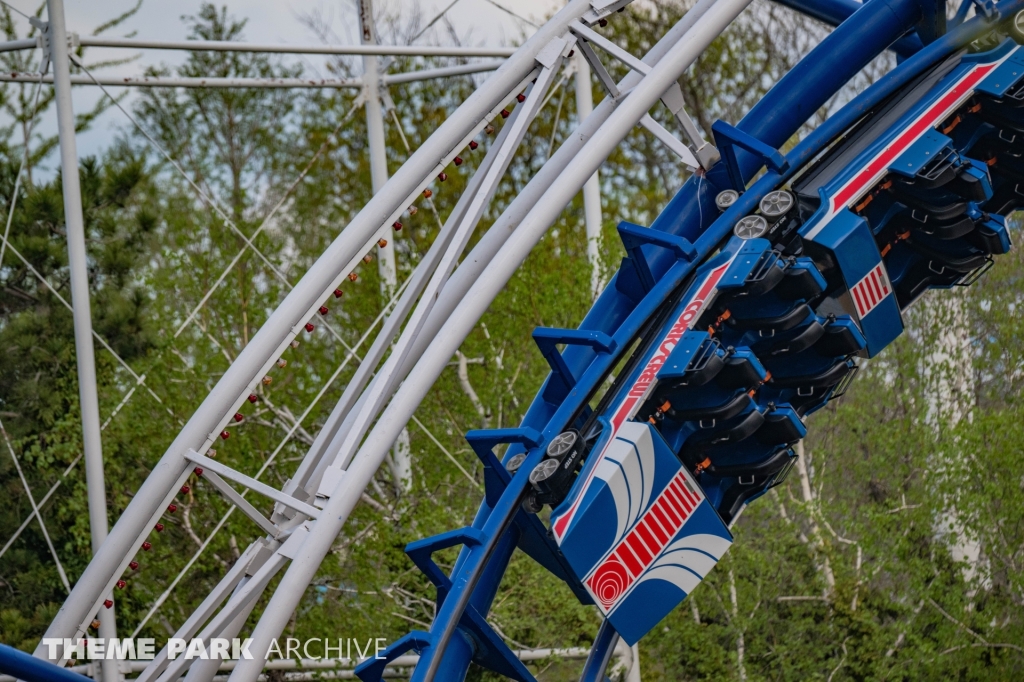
[{"left": 2, "top": 0, "right": 1023, "bottom": 680}]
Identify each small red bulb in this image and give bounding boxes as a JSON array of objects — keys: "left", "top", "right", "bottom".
[
  {"left": 104, "top": 600, "right": 113, "bottom": 609},
  {"left": 333, "top": 289, "right": 344, "bottom": 298},
  {"left": 438, "top": 172, "right": 448, "bottom": 182},
  {"left": 155, "top": 523, "right": 164, "bottom": 532},
  {"left": 142, "top": 542, "right": 152, "bottom": 551},
  {"left": 500, "top": 109, "right": 510, "bottom": 119},
  {"left": 248, "top": 394, "right": 258, "bottom": 403},
  {"left": 116, "top": 580, "right": 126, "bottom": 589},
  {"left": 129, "top": 561, "right": 139, "bottom": 571},
  {"left": 348, "top": 273, "right": 358, "bottom": 282},
  {"left": 517, "top": 93, "right": 526, "bottom": 103},
  {"left": 319, "top": 306, "right": 329, "bottom": 315},
  {"left": 599, "top": 18, "right": 608, "bottom": 26},
  {"left": 305, "top": 323, "right": 315, "bottom": 332},
  {"left": 233, "top": 412, "right": 244, "bottom": 422},
  {"left": 393, "top": 221, "right": 403, "bottom": 231},
  {"left": 220, "top": 430, "right": 230, "bottom": 439},
  {"left": 469, "top": 140, "right": 479, "bottom": 150},
  {"left": 181, "top": 485, "right": 191, "bottom": 494},
  {"left": 194, "top": 467, "right": 203, "bottom": 477},
  {"left": 167, "top": 504, "right": 177, "bottom": 513},
  {"left": 454, "top": 156, "right": 463, "bottom": 166}
]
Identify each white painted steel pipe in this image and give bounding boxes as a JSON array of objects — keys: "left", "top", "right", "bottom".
[
  {"left": 0, "top": 37, "right": 36, "bottom": 53},
  {"left": 360, "top": 0, "right": 398, "bottom": 293},
  {"left": 0, "top": 62, "right": 503, "bottom": 88},
  {"left": 47, "top": 1, "right": 120, "bottom": 680},
  {"left": 575, "top": 53, "right": 604, "bottom": 300},
  {"left": 289, "top": 101, "right": 523, "bottom": 495},
  {"left": 229, "top": 1, "right": 752, "bottom": 678},
  {"left": 39, "top": 0, "right": 597, "bottom": 654},
  {"left": 78, "top": 36, "right": 516, "bottom": 58},
  {"left": 315, "top": 51, "right": 564, "bottom": 499}
]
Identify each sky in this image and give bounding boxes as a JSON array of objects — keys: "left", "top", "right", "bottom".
[{"left": 3, "top": 0, "right": 562, "bottom": 170}]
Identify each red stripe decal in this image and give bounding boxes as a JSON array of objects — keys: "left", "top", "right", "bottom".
[
  {"left": 831, "top": 63, "right": 997, "bottom": 213},
  {"left": 622, "top": 532, "right": 647, "bottom": 565},
  {"left": 875, "top": 268, "right": 889, "bottom": 295},
  {"left": 868, "top": 272, "right": 883, "bottom": 302},
  {"left": 646, "top": 513, "right": 670, "bottom": 544},
  {"left": 660, "top": 496, "right": 683, "bottom": 526},
  {"left": 665, "top": 484, "right": 691, "bottom": 515},
  {"left": 618, "top": 544, "right": 644, "bottom": 576},
  {"left": 851, "top": 285, "right": 865, "bottom": 316},
  {"left": 635, "top": 523, "right": 659, "bottom": 556},
  {"left": 652, "top": 504, "right": 676, "bottom": 537}
]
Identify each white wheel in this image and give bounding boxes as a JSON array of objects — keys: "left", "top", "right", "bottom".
[
  {"left": 546, "top": 431, "right": 577, "bottom": 460},
  {"left": 759, "top": 190, "right": 794, "bottom": 220},
  {"left": 716, "top": 189, "right": 739, "bottom": 211},
  {"left": 734, "top": 215, "right": 769, "bottom": 240}
]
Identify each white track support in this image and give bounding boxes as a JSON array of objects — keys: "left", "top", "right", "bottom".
[
  {"left": 570, "top": 20, "right": 651, "bottom": 75},
  {"left": 0, "top": 62, "right": 504, "bottom": 89},
  {"left": 152, "top": 540, "right": 297, "bottom": 682},
  {"left": 183, "top": 451, "right": 321, "bottom": 519},
  {"left": 360, "top": 0, "right": 398, "bottom": 296},
  {"left": 389, "top": 0, "right": 721, "bottom": 401},
  {"left": 46, "top": 2, "right": 120, "bottom": 681},
  {"left": 76, "top": 36, "right": 516, "bottom": 58},
  {"left": 639, "top": 113, "right": 700, "bottom": 168},
  {"left": 227, "top": 2, "right": 751, "bottom": 678},
  {"left": 133, "top": 541, "right": 263, "bottom": 682},
  {"left": 311, "top": 39, "right": 569, "bottom": 503},
  {"left": 38, "top": 0, "right": 599, "bottom": 654},
  {"left": 287, "top": 90, "right": 526, "bottom": 497},
  {"left": 287, "top": 0, "right": 720, "bottom": 501},
  {"left": 575, "top": 52, "right": 604, "bottom": 301}
]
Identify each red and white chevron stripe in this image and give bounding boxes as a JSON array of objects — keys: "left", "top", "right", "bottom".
[
  {"left": 585, "top": 473, "right": 703, "bottom": 613},
  {"left": 850, "top": 263, "right": 891, "bottom": 318}
]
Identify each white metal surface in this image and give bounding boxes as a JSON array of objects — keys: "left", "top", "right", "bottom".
[
  {"left": 575, "top": 53, "right": 605, "bottom": 301},
  {"left": 0, "top": 62, "right": 503, "bottom": 88},
  {"left": 77, "top": 36, "right": 517, "bottom": 58},
  {"left": 46, "top": 2, "right": 120, "bottom": 680}
]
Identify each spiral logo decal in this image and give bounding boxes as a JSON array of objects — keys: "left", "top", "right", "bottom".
[{"left": 588, "top": 558, "right": 630, "bottom": 610}]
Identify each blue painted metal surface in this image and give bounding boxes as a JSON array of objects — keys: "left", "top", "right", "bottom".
[
  {"left": 0, "top": 644, "right": 89, "bottom": 682},
  {"left": 355, "top": 2, "right": 1024, "bottom": 681}
]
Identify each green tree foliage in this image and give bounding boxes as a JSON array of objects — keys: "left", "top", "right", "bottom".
[{"left": 1, "top": 2, "right": 1023, "bottom": 680}]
